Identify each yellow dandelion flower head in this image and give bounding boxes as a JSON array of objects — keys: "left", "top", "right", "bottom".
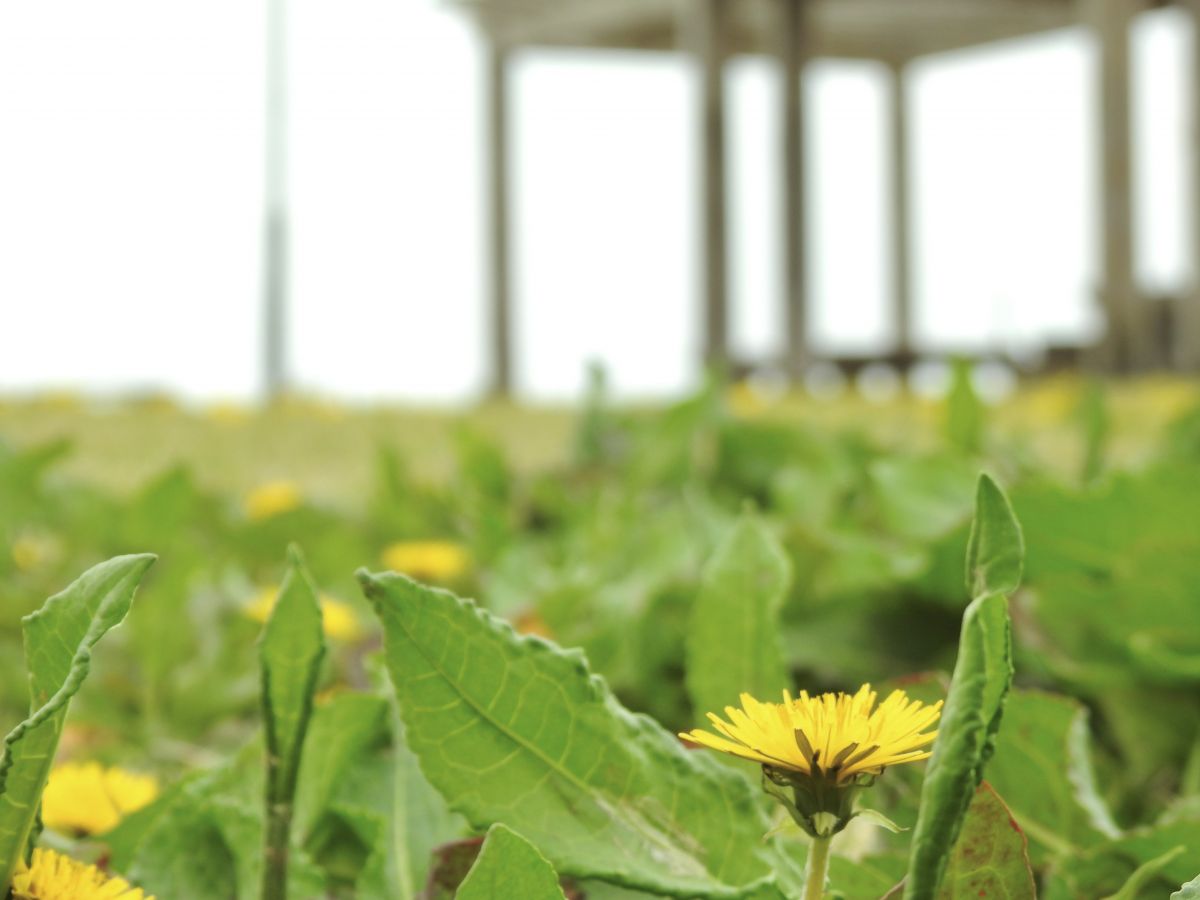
[
  {"left": 245, "top": 586, "right": 363, "bottom": 642},
  {"left": 243, "top": 480, "right": 303, "bottom": 521},
  {"left": 681, "top": 684, "right": 941, "bottom": 785},
  {"left": 11, "top": 532, "right": 59, "bottom": 574},
  {"left": 41, "top": 762, "right": 158, "bottom": 836},
  {"left": 10, "top": 848, "right": 153, "bottom": 900},
  {"left": 381, "top": 540, "right": 470, "bottom": 583}
]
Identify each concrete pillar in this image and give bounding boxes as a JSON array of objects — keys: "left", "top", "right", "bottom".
[
  {"left": 780, "top": 0, "right": 808, "bottom": 378},
  {"left": 1180, "top": 0, "right": 1200, "bottom": 369},
  {"left": 887, "top": 60, "right": 914, "bottom": 362},
  {"left": 692, "top": 0, "right": 730, "bottom": 372},
  {"left": 1086, "top": 0, "right": 1149, "bottom": 370},
  {"left": 485, "top": 43, "right": 514, "bottom": 396},
  {"left": 263, "top": 0, "right": 289, "bottom": 400}
]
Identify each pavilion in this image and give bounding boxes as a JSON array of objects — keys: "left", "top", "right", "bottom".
[{"left": 449, "top": 0, "right": 1200, "bottom": 391}]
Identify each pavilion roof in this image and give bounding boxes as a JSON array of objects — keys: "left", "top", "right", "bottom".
[{"left": 453, "top": 0, "right": 1096, "bottom": 63}]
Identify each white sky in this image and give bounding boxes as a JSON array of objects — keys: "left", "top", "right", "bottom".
[{"left": 0, "top": 1, "right": 1193, "bottom": 402}]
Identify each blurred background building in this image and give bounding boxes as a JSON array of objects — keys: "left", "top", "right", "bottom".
[{"left": 1, "top": 0, "right": 1197, "bottom": 403}]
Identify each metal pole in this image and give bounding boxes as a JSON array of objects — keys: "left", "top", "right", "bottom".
[
  {"left": 695, "top": 0, "right": 730, "bottom": 372},
  {"left": 888, "top": 60, "right": 914, "bottom": 363},
  {"left": 263, "top": 0, "right": 289, "bottom": 400},
  {"left": 780, "top": 0, "right": 807, "bottom": 379},
  {"left": 485, "top": 43, "right": 513, "bottom": 396}
]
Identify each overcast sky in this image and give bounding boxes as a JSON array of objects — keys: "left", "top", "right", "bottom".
[{"left": 0, "top": 1, "right": 1192, "bottom": 402}]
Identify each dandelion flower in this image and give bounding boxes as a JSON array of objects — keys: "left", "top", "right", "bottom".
[
  {"left": 683, "top": 685, "right": 941, "bottom": 900},
  {"left": 381, "top": 540, "right": 469, "bottom": 583},
  {"left": 682, "top": 685, "right": 940, "bottom": 836},
  {"left": 41, "top": 762, "right": 158, "bottom": 836},
  {"left": 245, "top": 586, "right": 363, "bottom": 642},
  {"left": 10, "top": 848, "right": 153, "bottom": 900},
  {"left": 682, "top": 685, "right": 940, "bottom": 785},
  {"left": 243, "top": 480, "right": 302, "bottom": 521}
]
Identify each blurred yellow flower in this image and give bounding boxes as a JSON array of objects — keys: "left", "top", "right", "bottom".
[
  {"left": 243, "top": 480, "right": 302, "bottom": 521},
  {"left": 727, "top": 380, "right": 767, "bottom": 418},
  {"left": 682, "top": 685, "right": 940, "bottom": 784},
  {"left": 381, "top": 540, "right": 469, "bottom": 583},
  {"left": 245, "top": 586, "right": 363, "bottom": 642},
  {"left": 41, "top": 762, "right": 158, "bottom": 836},
  {"left": 11, "top": 534, "right": 53, "bottom": 573},
  {"left": 11, "top": 848, "right": 152, "bottom": 900}
]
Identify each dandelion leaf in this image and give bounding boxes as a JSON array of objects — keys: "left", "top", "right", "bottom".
[
  {"left": 886, "top": 783, "right": 1035, "bottom": 899},
  {"left": 1174, "top": 873, "right": 1200, "bottom": 899},
  {"left": 986, "top": 691, "right": 1119, "bottom": 864},
  {"left": 685, "top": 513, "right": 790, "bottom": 726},
  {"left": 903, "top": 593, "right": 1011, "bottom": 900},
  {"left": 358, "top": 570, "right": 800, "bottom": 899},
  {"left": 456, "top": 824, "right": 567, "bottom": 900},
  {"left": 260, "top": 547, "right": 326, "bottom": 823},
  {"left": 965, "top": 474, "right": 1023, "bottom": 599},
  {"left": 0, "top": 554, "right": 155, "bottom": 891}
]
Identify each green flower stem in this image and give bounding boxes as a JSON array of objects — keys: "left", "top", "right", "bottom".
[{"left": 802, "top": 835, "right": 832, "bottom": 900}]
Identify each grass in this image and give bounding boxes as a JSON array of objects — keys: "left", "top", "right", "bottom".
[{"left": 0, "top": 374, "right": 1195, "bottom": 504}]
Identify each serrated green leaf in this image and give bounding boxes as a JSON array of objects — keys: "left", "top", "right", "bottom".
[
  {"left": 884, "top": 784, "right": 1035, "bottom": 900},
  {"left": 457, "top": 824, "right": 567, "bottom": 900},
  {"left": 260, "top": 545, "right": 326, "bottom": 900},
  {"left": 358, "top": 570, "right": 800, "bottom": 898},
  {"left": 938, "top": 783, "right": 1036, "bottom": 899},
  {"left": 964, "top": 475, "right": 1023, "bottom": 599},
  {"left": 987, "top": 691, "right": 1119, "bottom": 862},
  {"left": 0, "top": 553, "right": 155, "bottom": 891},
  {"left": 1173, "top": 873, "right": 1200, "bottom": 899},
  {"left": 685, "top": 513, "right": 790, "bottom": 724},
  {"left": 903, "top": 591, "right": 1013, "bottom": 900}
]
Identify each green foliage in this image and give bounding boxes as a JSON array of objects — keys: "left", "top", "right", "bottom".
[
  {"left": 126, "top": 740, "right": 325, "bottom": 898},
  {"left": 1103, "top": 845, "right": 1186, "bottom": 900},
  {"left": 987, "top": 691, "right": 1119, "bottom": 862},
  {"left": 904, "top": 476, "right": 1020, "bottom": 900},
  {"left": 944, "top": 359, "right": 984, "bottom": 455},
  {"left": 936, "top": 783, "right": 1035, "bottom": 898},
  {"left": 1174, "top": 873, "right": 1200, "bottom": 899},
  {"left": 885, "top": 783, "right": 1036, "bottom": 899},
  {"left": 359, "top": 569, "right": 802, "bottom": 898},
  {"left": 457, "top": 824, "right": 567, "bottom": 900},
  {"left": 0, "top": 554, "right": 155, "bottom": 891},
  {"left": 686, "top": 512, "right": 790, "bottom": 722},
  {"left": 259, "top": 546, "right": 326, "bottom": 900},
  {"left": 965, "top": 474, "right": 1024, "bottom": 598},
  {"left": 5, "top": 384, "right": 1200, "bottom": 897}
]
